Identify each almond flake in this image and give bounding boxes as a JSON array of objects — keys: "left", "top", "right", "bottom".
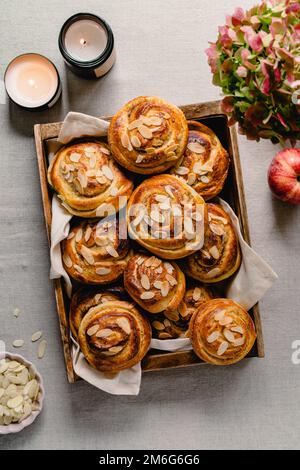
[
  {"left": 63, "top": 254, "right": 72, "bottom": 268},
  {"left": 166, "top": 274, "right": 177, "bottom": 286},
  {"left": 175, "top": 166, "right": 189, "bottom": 175},
  {"left": 116, "top": 318, "right": 131, "bottom": 334},
  {"left": 141, "top": 274, "right": 150, "bottom": 290},
  {"left": 200, "top": 176, "right": 210, "bottom": 183},
  {"left": 67, "top": 232, "right": 75, "bottom": 240},
  {"left": 234, "top": 337, "right": 245, "bottom": 347},
  {"left": 217, "top": 341, "right": 229, "bottom": 356},
  {"left": 136, "top": 257, "right": 144, "bottom": 266},
  {"left": 164, "top": 185, "right": 175, "bottom": 199},
  {"left": 133, "top": 211, "right": 145, "bottom": 227},
  {"left": 207, "top": 331, "right": 220, "bottom": 343},
  {"left": 110, "top": 187, "right": 118, "bottom": 196},
  {"left": 74, "top": 264, "right": 83, "bottom": 273},
  {"left": 155, "top": 195, "right": 169, "bottom": 203},
  {"left": 80, "top": 246, "right": 95, "bottom": 265},
  {"left": 140, "top": 291, "right": 155, "bottom": 300},
  {"left": 69, "top": 152, "right": 81, "bottom": 162},
  {"left": 188, "top": 173, "right": 196, "bottom": 185},
  {"left": 147, "top": 116, "right": 162, "bottom": 126},
  {"left": 209, "top": 246, "right": 220, "bottom": 259},
  {"left": 89, "top": 153, "right": 97, "bottom": 169},
  {"left": 155, "top": 266, "right": 163, "bottom": 274},
  {"left": 135, "top": 154, "right": 144, "bottom": 164},
  {"left": 12, "top": 340, "right": 24, "bottom": 348},
  {"left": 75, "top": 228, "right": 83, "bottom": 242},
  {"left": 164, "top": 262, "right": 173, "bottom": 274},
  {"left": 37, "top": 340, "right": 47, "bottom": 359},
  {"left": 214, "top": 310, "right": 226, "bottom": 321},
  {"left": 219, "top": 316, "right": 233, "bottom": 326},
  {"left": 164, "top": 311, "right": 179, "bottom": 322},
  {"left": 106, "top": 245, "right": 119, "bottom": 258},
  {"left": 84, "top": 226, "right": 92, "bottom": 242},
  {"left": 223, "top": 329, "right": 235, "bottom": 343},
  {"left": 100, "top": 147, "right": 110, "bottom": 155},
  {"left": 138, "top": 125, "right": 153, "bottom": 139},
  {"left": 207, "top": 267, "right": 221, "bottom": 278},
  {"left": 184, "top": 218, "right": 195, "bottom": 236},
  {"left": 78, "top": 170, "right": 88, "bottom": 189},
  {"left": 96, "top": 328, "right": 113, "bottom": 338},
  {"left": 231, "top": 326, "right": 244, "bottom": 335},
  {"left": 131, "top": 135, "right": 141, "bottom": 148},
  {"left": 210, "top": 223, "right": 225, "bottom": 236},
  {"left": 153, "top": 321, "right": 165, "bottom": 331},
  {"left": 188, "top": 142, "right": 206, "bottom": 154},
  {"left": 31, "top": 331, "right": 43, "bottom": 342},
  {"left": 87, "top": 325, "right": 99, "bottom": 336},
  {"left": 192, "top": 287, "right": 201, "bottom": 301},
  {"left": 7, "top": 395, "right": 23, "bottom": 409},
  {"left": 109, "top": 346, "right": 124, "bottom": 354},
  {"left": 210, "top": 215, "right": 228, "bottom": 225},
  {"left": 128, "top": 119, "right": 142, "bottom": 130},
  {"left": 154, "top": 281, "right": 163, "bottom": 289},
  {"left": 160, "top": 281, "right": 170, "bottom": 298},
  {"left": 121, "top": 133, "right": 131, "bottom": 150},
  {"left": 102, "top": 165, "right": 114, "bottom": 181},
  {"left": 145, "top": 256, "right": 157, "bottom": 267},
  {"left": 96, "top": 267, "right": 111, "bottom": 275}
]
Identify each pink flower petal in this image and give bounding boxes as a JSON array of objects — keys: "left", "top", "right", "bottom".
[
  {"left": 236, "top": 66, "right": 247, "bottom": 77},
  {"left": 286, "top": 3, "right": 300, "bottom": 14},
  {"left": 232, "top": 7, "right": 245, "bottom": 26},
  {"left": 262, "top": 76, "right": 271, "bottom": 95},
  {"left": 205, "top": 44, "right": 219, "bottom": 73},
  {"left": 248, "top": 33, "right": 263, "bottom": 53},
  {"left": 276, "top": 113, "right": 288, "bottom": 128},
  {"left": 241, "top": 48, "right": 257, "bottom": 70},
  {"left": 270, "top": 18, "right": 286, "bottom": 37},
  {"left": 221, "top": 96, "right": 234, "bottom": 113},
  {"left": 274, "top": 67, "right": 281, "bottom": 82}
]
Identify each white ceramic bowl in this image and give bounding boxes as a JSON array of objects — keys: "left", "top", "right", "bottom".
[{"left": 0, "top": 352, "right": 45, "bottom": 434}]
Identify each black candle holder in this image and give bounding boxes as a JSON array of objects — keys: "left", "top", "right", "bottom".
[{"left": 58, "top": 13, "right": 116, "bottom": 79}]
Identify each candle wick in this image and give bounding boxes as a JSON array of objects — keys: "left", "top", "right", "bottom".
[{"left": 80, "top": 38, "right": 87, "bottom": 46}]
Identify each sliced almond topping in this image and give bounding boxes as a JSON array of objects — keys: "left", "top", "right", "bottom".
[
  {"left": 155, "top": 194, "right": 169, "bottom": 203},
  {"left": 166, "top": 274, "right": 177, "bottom": 286},
  {"left": 63, "top": 254, "right": 72, "bottom": 268},
  {"left": 69, "top": 152, "right": 81, "bottom": 162},
  {"left": 164, "top": 262, "right": 173, "bottom": 274},
  {"left": 78, "top": 170, "right": 88, "bottom": 189},
  {"left": 110, "top": 187, "right": 118, "bottom": 196},
  {"left": 7, "top": 395, "right": 23, "bottom": 409},
  {"left": 164, "top": 318, "right": 171, "bottom": 327},
  {"left": 100, "top": 146, "right": 110, "bottom": 155},
  {"left": 141, "top": 274, "right": 150, "bottom": 290},
  {"left": 74, "top": 264, "right": 83, "bottom": 273},
  {"left": 160, "top": 281, "right": 170, "bottom": 298},
  {"left": 209, "top": 246, "right": 220, "bottom": 259},
  {"left": 184, "top": 218, "right": 195, "bottom": 236},
  {"left": 116, "top": 318, "right": 131, "bottom": 334},
  {"left": 31, "top": 331, "right": 43, "bottom": 342},
  {"left": 140, "top": 291, "right": 155, "bottom": 300},
  {"left": 219, "top": 316, "right": 233, "bottom": 326},
  {"left": 164, "top": 185, "right": 175, "bottom": 199},
  {"left": 84, "top": 226, "right": 92, "bottom": 242},
  {"left": 138, "top": 125, "right": 153, "bottom": 139},
  {"left": 89, "top": 153, "right": 97, "bottom": 169},
  {"left": 145, "top": 256, "right": 157, "bottom": 267},
  {"left": 164, "top": 310, "right": 179, "bottom": 322},
  {"left": 155, "top": 266, "right": 163, "bottom": 274},
  {"left": 200, "top": 176, "right": 210, "bottom": 183},
  {"left": 231, "top": 325, "right": 244, "bottom": 335},
  {"left": 223, "top": 329, "right": 235, "bottom": 343},
  {"left": 75, "top": 228, "right": 83, "bottom": 243},
  {"left": 214, "top": 309, "right": 226, "bottom": 321},
  {"left": 192, "top": 287, "right": 201, "bottom": 301},
  {"left": 207, "top": 267, "right": 221, "bottom": 278},
  {"left": 131, "top": 135, "right": 141, "bottom": 148},
  {"left": 159, "top": 332, "right": 173, "bottom": 339},
  {"left": 87, "top": 325, "right": 99, "bottom": 336},
  {"left": 109, "top": 346, "right": 123, "bottom": 354},
  {"left": 80, "top": 246, "right": 95, "bottom": 265},
  {"left": 12, "top": 340, "right": 24, "bottom": 348},
  {"left": 188, "top": 173, "right": 196, "bottom": 185},
  {"left": 217, "top": 341, "right": 229, "bottom": 356},
  {"left": 136, "top": 257, "right": 144, "bottom": 266},
  {"left": 207, "top": 331, "right": 220, "bottom": 343},
  {"left": 37, "top": 340, "right": 47, "bottom": 359},
  {"left": 210, "top": 223, "right": 225, "bottom": 236},
  {"left": 188, "top": 142, "right": 206, "bottom": 154},
  {"left": 152, "top": 321, "right": 165, "bottom": 331},
  {"left": 154, "top": 280, "right": 163, "bottom": 289},
  {"left": 234, "top": 337, "right": 245, "bottom": 347},
  {"left": 102, "top": 165, "right": 114, "bottom": 181},
  {"left": 106, "top": 245, "right": 119, "bottom": 258},
  {"left": 96, "top": 267, "right": 111, "bottom": 275},
  {"left": 147, "top": 116, "right": 162, "bottom": 126},
  {"left": 96, "top": 328, "right": 113, "bottom": 338},
  {"left": 135, "top": 154, "right": 144, "bottom": 164},
  {"left": 128, "top": 119, "right": 142, "bottom": 130},
  {"left": 175, "top": 166, "right": 189, "bottom": 175},
  {"left": 121, "top": 132, "right": 131, "bottom": 150}
]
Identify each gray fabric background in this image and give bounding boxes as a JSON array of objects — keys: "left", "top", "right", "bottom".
[{"left": 0, "top": 0, "right": 299, "bottom": 450}]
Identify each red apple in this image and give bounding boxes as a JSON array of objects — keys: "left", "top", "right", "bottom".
[{"left": 268, "top": 148, "right": 300, "bottom": 204}]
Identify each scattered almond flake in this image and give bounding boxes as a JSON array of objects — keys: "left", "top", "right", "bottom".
[
  {"left": 184, "top": 218, "right": 195, "bottom": 236},
  {"left": 138, "top": 124, "right": 152, "bottom": 139},
  {"left": 31, "top": 331, "right": 43, "bottom": 342},
  {"left": 193, "top": 162, "right": 204, "bottom": 175},
  {"left": 140, "top": 291, "right": 155, "bottom": 300},
  {"left": 96, "top": 267, "right": 111, "bottom": 275},
  {"left": 8, "top": 361, "right": 20, "bottom": 370},
  {"left": 192, "top": 287, "right": 201, "bottom": 301},
  {"left": 74, "top": 264, "right": 83, "bottom": 273},
  {"left": 153, "top": 321, "right": 165, "bottom": 331},
  {"left": 67, "top": 232, "right": 75, "bottom": 240},
  {"left": 201, "top": 249, "right": 211, "bottom": 259},
  {"left": 234, "top": 337, "right": 245, "bottom": 347},
  {"left": 128, "top": 118, "right": 142, "bottom": 130},
  {"left": 166, "top": 274, "right": 177, "bottom": 286},
  {"left": 164, "top": 185, "right": 175, "bottom": 199},
  {"left": 160, "top": 281, "right": 170, "bottom": 298},
  {"left": 100, "top": 146, "right": 110, "bottom": 155},
  {"left": 135, "top": 154, "right": 144, "bottom": 164},
  {"left": 77, "top": 170, "right": 88, "bottom": 189},
  {"left": 224, "top": 329, "right": 235, "bottom": 343},
  {"left": 109, "top": 346, "right": 123, "bottom": 354},
  {"left": 217, "top": 341, "right": 229, "bottom": 356},
  {"left": 7, "top": 395, "right": 23, "bottom": 410},
  {"left": 209, "top": 246, "right": 220, "bottom": 260},
  {"left": 150, "top": 210, "right": 164, "bottom": 223},
  {"left": 154, "top": 280, "right": 163, "bottom": 289},
  {"left": 96, "top": 203, "right": 113, "bottom": 217},
  {"left": 172, "top": 205, "right": 182, "bottom": 217},
  {"left": 37, "top": 340, "right": 47, "bottom": 359},
  {"left": 207, "top": 331, "right": 220, "bottom": 343},
  {"left": 155, "top": 266, "right": 163, "bottom": 274},
  {"left": 96, "top": 176, "right": 107, "bottom": 184},
  {"left": 147, "top": 116, "right": 162, "bottom": 126},
  {"left": 231, "top": 326, "right": 244, "bottom": 335},
  {"left": 145, "top": 256, "right": 157, "bottom": 267},
  {"left": 121, "top": 132, "right": 132, "bottom": 150},
  {"left": 75, "top": 228, "right": 83, "bottom": 242},
  {"left": 141, "top": 274, "right": 150, "bottom": 290},
  {"left": 163, "top": 112, "right": 171, "bottom": 119},
  {"left": 175, "top": 166, "right": 189, "bottom": 175},
  {"left": 131, "top": 135, "right": 141, "bottom": 148},
  {"left": 219, "top": 316, "right": 233, "bottom": 326},
  {"left": 187, "top": 173, "right": 196, "bottom": 185},
  {"left": 200, "top": 175, "right": 210, "bottom": 184},
  {"left": 116, "top": 318, "right": 131, "bottom": 334},
  {"left": 101, "top": 165, "right": 113, "bottom": 181},
  {"left": 69, "top": 152, "right": 81, "bottom": 163},
  {"left": 96, "top": 328, "right": 113, "bottom": 338},
  {"left": 153, "top": 230, "right": 167, "bottom": 239},
  {"left": 164, "top": 310, "right": 179, "bottom": 322},
  {"left": 13, "top": 308, "right": 21, "bottom": 318},
  {"left": 132, "top": 211, "right": 145, "bottom": 227},
  {"left": 110, "top": 187, "right": 118, "bottom": 196},
  {"left": 164, "top": 262, "right": 173, "bottom": 274},
  {"left": 207, "top": 267, "right": 221, "bottom": 278},
  {"left": 155, "top": 194, "right": 169, "bottom": 203},
  {"left": 214, "top": 310, "right": 226, "bottom": 321},
  {"left": 211, "top": 215, "right": 228, "bottom": 225},
  {"left": 136, "top": 256, "right": 144, "bottom": 266},
  {"left": 89, "top": 153, "right": 97, "bottom": 169},
  {"left": 106, "top": 245, "right": 119, "bottom": 258},
  {"left": 87, "top": 325, "right": 99, "bottom": 336},
  {"left": 80, "top": 246, "right": 95, "bottom": 265},
  {"left": 188, "top": 142, "right": 206, "bottom": 154},
  {"left": 84, "top": 226, "right": 92, "bottom": 242},
  {"left": 210, "top": 223, "right": 225, "bottom": 236},
  {"left": 12, "top": 340, "right": 24, "bottom": 348}
]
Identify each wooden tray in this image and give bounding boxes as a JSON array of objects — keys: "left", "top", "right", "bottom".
[{"left": 34, "top": 100, "right": 264, "bottom": 383}]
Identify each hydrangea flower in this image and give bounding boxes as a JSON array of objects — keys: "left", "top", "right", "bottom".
[{"left": 206, "top": 0, "right": 300, "bottom": 145}]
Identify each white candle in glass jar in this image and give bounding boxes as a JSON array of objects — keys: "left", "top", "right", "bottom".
[
  {"left": 4, "top": 54, "right": 61, "bottom": 109},
  {"left": 64, "top": 19, "right": 108, "bottom": 62}
]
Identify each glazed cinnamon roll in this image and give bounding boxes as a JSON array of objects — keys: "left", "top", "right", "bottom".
[
  {"left": 108, "top": 96, "right": 188, "bottom": 174},
  {"left": 61, "top": 217, "right": 131, "bottom": 284},
  {"left": 70, "top": 286, "right": 125, "bottom": 339},
  {"left": 151, "top": 285, "right": 214, "bottom": 339},
  {"left": 171, "top": 121, "right": 229, "bottom": 200},
  {"left": 78, "top": 300, "right": 151, "bottom": 372},
  {"left": 48, "top": 141, "right": 133, "bottom": 217},
  {"left": 189, "top": 298, "right": 256, "bottom": 365},
  {"left": 184, "top": 203, "right": 241, "bottom": 283},
  {"left": 127, "top": 174, "right": 207, "bottom": 259},
  {"left": 124, "top": 253, "right": 186, "bottom": 314}
]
